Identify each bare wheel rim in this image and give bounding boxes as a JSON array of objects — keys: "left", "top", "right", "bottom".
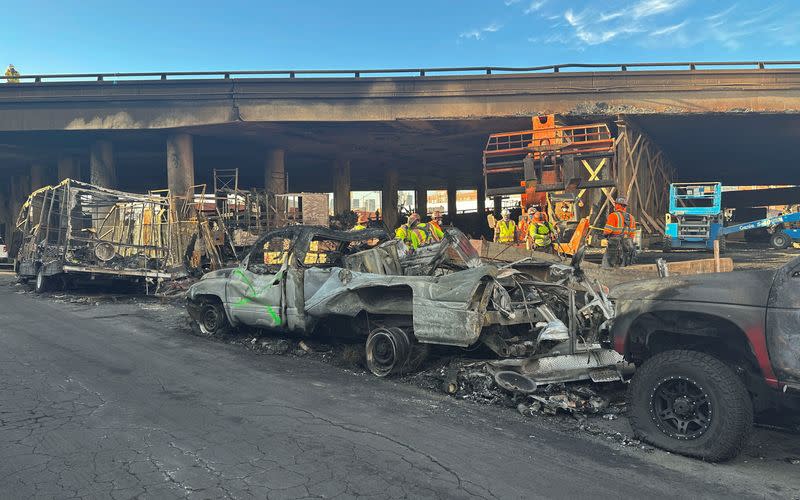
[
  {"left": 201, "top": 305, "right": 220, "bottom": 333},
  {"left": 367, "top": 330, "right": 401, "bottom": 376},
  {"left": 650, "top": 376, "right": 712, "bottom": 440}
]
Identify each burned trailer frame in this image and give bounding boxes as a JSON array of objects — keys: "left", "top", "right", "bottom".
[{"left": 15, "top": 180, "right": 184, "bottom": 291}]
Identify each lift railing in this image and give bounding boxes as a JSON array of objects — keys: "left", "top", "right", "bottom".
[
  {"left": 484, "top": 123, "right": 613, "bottom": 160},
  {"left": 2, "top": 61, "right": 800, "bottom": 82}
]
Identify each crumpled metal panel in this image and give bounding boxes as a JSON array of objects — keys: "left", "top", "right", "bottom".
[
  {"left": 303, "top": 265, "right": 497, "bottom": 346},
  {"left": 518, "top": 349, "right": 627, "bottom": 384}
]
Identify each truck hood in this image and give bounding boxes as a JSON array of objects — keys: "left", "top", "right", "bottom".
[{"left": 610, "top": 269, "right": 775, "bottom": 308}]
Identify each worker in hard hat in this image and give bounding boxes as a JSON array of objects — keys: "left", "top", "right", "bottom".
[
  {"left": 602, "top": 196, "right": 637, "bottom": 268},
  {"left": 395, "top": 212, "right": 427, "bottom": 250},
  {"left": 527, "top": 209, "right": 558, "bottom": 252},
  {"left": 494, "top": 208, "right": 517, "bottom": 244},
  {"left": 518, "top": 206, "right": 536, "bottom": 243},
  {"left": 352, "top": 213, "right": 369, "bottom": 231},
  {"left": 5, "top": 64, "right": 19, "bottom": 84},
  {"left": 426, "top": 210, "right": 445, "bottom": 242}
]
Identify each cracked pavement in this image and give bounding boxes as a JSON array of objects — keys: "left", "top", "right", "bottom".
[{"left": 0, "top": 273, "right": 798, "bottom": 499}]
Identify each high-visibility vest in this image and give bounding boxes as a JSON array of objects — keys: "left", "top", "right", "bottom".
[
  {"left": 5, "top": 68, "right": 19, "bottom": 84},
  {"left": 426, "top": 221, "right": 444, "bottom": 242},
  {"left": 496, "top": 220, "right": 516, "bottom": 243},
  {"left": 396, "top": 224, "right": 427, "bottom": 249},
  {"left": 517, "top": 217, "right": 530, "bottom": 240},
  {"left": 604, "top": 211, "right": 636, "bottom": 238},
  {"left": 352, "top": 224, "right": 366, "bottom": 231},
  {"left": 529, "top": 221, "right": 555, "bottom": 247}
]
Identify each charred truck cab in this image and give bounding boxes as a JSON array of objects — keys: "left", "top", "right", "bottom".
[
  {"left": 187, "top": 226, "right": 621, "bottom": 382},
  {"left": 610, "top": 259, "right": 800, "bottom": 461}
]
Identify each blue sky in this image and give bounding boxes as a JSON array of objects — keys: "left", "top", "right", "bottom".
[{"left": 4, "top": 1, "right": 799, "bottom": 74}]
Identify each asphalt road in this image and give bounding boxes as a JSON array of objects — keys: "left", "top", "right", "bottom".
[{"left": 0, "top": 275, "right": 797, "bottom": 499}]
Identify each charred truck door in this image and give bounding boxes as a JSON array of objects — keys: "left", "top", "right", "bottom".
[
  {"left": 766, "top": 259, "right": 800, "bottom": 385},
  {"left": 226, "top": 235, "right": 289, "bottom": 329}
]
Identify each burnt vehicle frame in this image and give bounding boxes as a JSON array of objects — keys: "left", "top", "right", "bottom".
[
  {"left": 187, "top": 225, "right": 621, "bottom": 380},
  {"left": 15, "top": 180, "right": 185, "bottom": 292},
  {"left": 610, "top": 259, "right": 800, "bottom": 461}
]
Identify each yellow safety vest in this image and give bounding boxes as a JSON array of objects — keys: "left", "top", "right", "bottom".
[
  {"left": 427, "top": 221, "right": 444, "bottom": 242},
  {"left": 496, "top": 220, "right": 516, "bottom": 243},
  {"left": 352, "top": 224, "right": 366, "bottom": 231},
  {"left": 529, "top": 222, "right": 555, "bottom": 247},
  {"left": 396, "top": 224, "right": 427, "bottom": 249}
]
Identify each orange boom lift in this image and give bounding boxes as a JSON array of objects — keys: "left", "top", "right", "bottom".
[{"left": 482, "top": 115, "right": 616, "bottom": 254}]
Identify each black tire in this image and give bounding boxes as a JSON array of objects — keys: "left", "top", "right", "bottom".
[
  {"left": 191, "top": 299, "right": 231, "bottom": 337},
  {"left": 717, "top": 236, "right": 726, "bottom": 254},
  {"left": 627, "top": 350, "right": 753, "bottom": 462},
  {"left": 770, "top": 231, "right": 791, "bottom": 250},
  {"left": 662, "top": 237, "right": 673, "bottom": 253},
  {"left": 34, "top": 268, "right": 49, "bottom": 294},
  {"left": 365, "top": 326, "right": 417, "bottom": 377}
]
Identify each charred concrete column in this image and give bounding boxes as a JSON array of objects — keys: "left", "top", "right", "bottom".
[
  {"left": 265, "top": 149, "right": 286, "bottom": 225},
  {"left": 167, "top": 133, "right": 195, "bottom": 199},
  {"left": 447, "top": 184, "right": 458, "bottom": 221},
  {"left": 493, "top": 196, "right": 502, "bottom": 215},
  {"left": 90, "top": 140, "right": 116, "bottom": 188},
  {"left": 57, "top": 154, "right": 80, "bottom": 182},
  {"left": 264, "top": 149, "right": 286, "bottom": 195},
  {"left": 332, "top": 158, "right": 351, "bottom": 215},
  {"left": 29, "top": 163, "right": 47, "bottom": 191},
  {"left": 415, "top": 187, "right": 427, "bottom": 216},
  {"left": 477, "top": 179, "right": 486, "bottom": 215},
  {"left": 382, "top": 167, "right": 399, "bottom": 230}
]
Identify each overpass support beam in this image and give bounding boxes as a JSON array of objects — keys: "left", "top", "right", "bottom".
[
  {"left": 90, "top": 140, "right": 116, "bottom": 188},
  {"left": 332, "top": 159, "right": 351, "bottom": 215},
  {"left": 57, "top": 155, "right": 80, "bottom": 182},
  {"left": 447, "top": 184, "right": 458, "bottom": 221},
  {"left": 415, "top": 187, "right": 427, "bottom": 216},
  {"left": 477, "top": 179, "right": 486, "bottom": 215},
  {"left": 382, "top": 168, "right": 399, "bottom": 230},
  {"left": 167, "top": 133, "right": 195, "bottom": 199},
  {"left": 265, "top": 149, "right": 286, "bottom": 195},
  {"left": 30, "top": 163, "right": 48, "bottom": 191}
]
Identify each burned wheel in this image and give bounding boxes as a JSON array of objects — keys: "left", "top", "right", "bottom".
[
  {"left": 628, "top": 350, "right": 753, "bottom": 461},
  {"left": 34, "top": 268, "right": 49, "bottom": 294},
  {"left": 192, "top": 300, "right": 231, "bottom": 337},
  {"left": 365, "top": 327, "right": 413, "bottom": 377}
]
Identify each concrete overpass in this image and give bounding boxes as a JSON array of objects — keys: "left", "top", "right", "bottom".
[{"left": 1, "top": 62, "right": 800, "bottom": 239}]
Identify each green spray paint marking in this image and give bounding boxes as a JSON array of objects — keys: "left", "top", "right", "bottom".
[{"left": 230, "top": 268, "right": 283, "bottom": 326}]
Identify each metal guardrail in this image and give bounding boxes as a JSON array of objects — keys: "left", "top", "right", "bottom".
[{"left": 2, "top": 61, "right": 800, "bottom": 83}]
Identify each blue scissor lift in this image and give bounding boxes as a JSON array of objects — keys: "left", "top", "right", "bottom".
[
  {"left": 663, "top": 182, "right": 725, "bottom": 252},
  {"left": 664, "top": 181, "right": 800, "bottom": 252}
]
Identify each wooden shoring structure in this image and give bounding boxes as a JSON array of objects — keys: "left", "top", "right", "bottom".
[{"left": 589, "top": 118, "right": 676, "bottom": 235}]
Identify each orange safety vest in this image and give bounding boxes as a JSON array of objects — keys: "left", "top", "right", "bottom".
[{"left": 604, "top": 211, "right": 636, "bottom": 238}]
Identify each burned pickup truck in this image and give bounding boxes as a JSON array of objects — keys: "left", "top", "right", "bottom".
[
  {"left": 610, "top": 260, "right": 800, "bottom": 461},
  {"left": 187, "top": 225, "right": 623, "bottom": 382},
  {"left": 15, "top": 180, "right": 186, "bottom": 292}
]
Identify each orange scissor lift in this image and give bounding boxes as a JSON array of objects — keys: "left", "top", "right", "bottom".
[{"left": 482, "top": 115, "right": 616, "bottom": 254}]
